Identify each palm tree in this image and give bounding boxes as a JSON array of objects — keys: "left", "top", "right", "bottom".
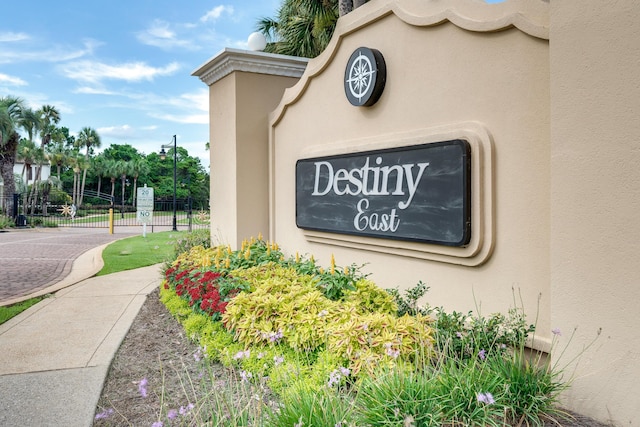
[
  {"left": 68, "top": 154, "right": 82, "bottom": 206},
  {"left": 17, "top": 107, "right": 41, "bottom": 144},
  {"left": 257, "top": 0, "right": 369, "bottom": 58},
  {"left": 75, "top": 127, "right": 101, "bottom": 208},
  {"left": 130, "top": 158, "right": 150, "bottom": 207},
  {"left": 118, "top": 160, "right": 134, "bottom": 215},
  {"left": 258, "top": 0, "right": 338, "bottom": 58},
  {"left": 16, "top": 139, "right": 38, "bottom": 186},
  {"left": 32, "top": 105, "right": 60, "bottom": 184},
  {"left": 47, "top": 144, "right": 68, "bottom": 179},
  {"left": 0, "top": 96, "right": 26, "bottom": 209},
  {"left": 91, "top": 156, "right": 108, "bottom": 197},
  {"left": 105, "top": 159, "right": 121, "bottom": 202}
]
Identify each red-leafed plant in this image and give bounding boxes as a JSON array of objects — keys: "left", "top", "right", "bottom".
[{"left": 164, "top": 263, "right": 246, "bottom": 320}]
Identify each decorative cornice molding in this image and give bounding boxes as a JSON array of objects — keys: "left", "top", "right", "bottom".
[
  {"left": 192, "top": 48, "right": 309, "bottom": 86},
  {"left": 270, "top": 0, "right": 549, "bottom": 126}
]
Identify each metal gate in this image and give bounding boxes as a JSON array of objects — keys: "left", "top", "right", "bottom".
[{"left": 6, "top": 191, "right": 209, "bottom": 232}]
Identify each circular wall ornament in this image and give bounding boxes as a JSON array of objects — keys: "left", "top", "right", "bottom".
[{"left": 344, "top": 47, "right": 386, "bottom": 107}]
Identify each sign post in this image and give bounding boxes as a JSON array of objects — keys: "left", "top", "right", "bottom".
[{"left": 136, "top": 185, "right": 154, "bottom": 237}]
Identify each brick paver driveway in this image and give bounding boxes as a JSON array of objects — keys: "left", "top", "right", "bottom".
[{"left": 0, "top": 228, "right": 135, "bottom": 304}]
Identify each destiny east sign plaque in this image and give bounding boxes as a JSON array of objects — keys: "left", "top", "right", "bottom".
[{"left": 295, "top": 140, "right": 471, "bottom": 246}]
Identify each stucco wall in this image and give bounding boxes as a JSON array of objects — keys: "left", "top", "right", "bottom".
[
  {"left": 199, "top": 51, "right": 306, "bottom": 249},
  {"left": 270, "top": 3, "right": 551, "bottom": 342},
  {"left": 197, "top": 0, "right": 640, "bottom": 423},
  {"left": 550, "top": 1, "right": 640, "bottom": 424}
]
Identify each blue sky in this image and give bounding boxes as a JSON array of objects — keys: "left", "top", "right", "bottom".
[{"left": 0, "top": 1, "right": 280, "bottom": 169}]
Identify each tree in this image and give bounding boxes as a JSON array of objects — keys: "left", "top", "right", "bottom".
[
  {"left": 130, "top": 158, "right": 150, "bottom": 207},
  {"left": 68, "top": 153, "right": 87, "bottom": 206},
  {"left": 146, "top": 147, "right": 210, "bottom": 209},
  {"left": 75, "top": 127, "right": 101, "bottom": 207},
  {"left": 258, "top": 0, "right": 338, "bottom": 58},
  {"left": 32, "top": 105, "right": 61, "bottom": 184},
  {"left": 0, "top": 96, "right": 26, "bottom": 209},
  {"left": 91, "top": 156, "right": 108, "bottom": 196},
  {"left": 257, "top": 0, "right": 369, "bottom": 58},
  {"left": 105, "top": 159, "right": 124, "bottom": 202},
  {"left": 47, "top": 143, "right": 68, "bottom": 179},
  {"left": 16, "top": 139, "right": 38, "bottom": 185}
]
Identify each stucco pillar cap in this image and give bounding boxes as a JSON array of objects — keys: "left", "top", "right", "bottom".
[{"left": 192, "top": 48, "right": 309, "bottom": 86}]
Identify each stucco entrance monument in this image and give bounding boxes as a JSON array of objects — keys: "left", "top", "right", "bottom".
[{"left": 194, "top": 0, "right": 640, "bottom": 424}]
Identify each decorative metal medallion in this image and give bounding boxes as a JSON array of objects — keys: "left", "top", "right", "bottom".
[{"left": 344, "top": 47, "right": 386, "bottom": 107}]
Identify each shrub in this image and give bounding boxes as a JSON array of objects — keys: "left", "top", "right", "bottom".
[
  {"left": 386, "top": 280, "right": 431, "bottom": 317},
  {"left": 432, "top": 307, "right": 535, "bottom": 361},
  {"left": 159, "top": 237, "right": 570, "bottom": 425},
  {"left": 0, "top": 215, "right": 15, "bottom": 229},
  {"left": 173, "top": 228, "right": 211, "bottom": 256}
]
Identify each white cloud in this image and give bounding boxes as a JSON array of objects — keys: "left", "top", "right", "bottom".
[
  {"left": 200, "top": 5, "right": 234, "bottom": 23},
  {"left": 151, "top": 112, "right": 209, "bottom": 124},
  {"left": 136, "top": 20, "right": 196, "bottom": 50},
  {"left": 59, "top": 60, "right": 181, "bottom": 84},
  {"left": 137, "top": 88, "right": 209, "bottom": 124},
  {"left": 74, "top": 86, "right": 118, "bottom": 95},
  {"left": 0, "top": 31, "right": 30, "bottom": 42},
  {"left": 0, "top": 73, "right": 27, "bottom": 86},
  {"left": 97, "top": 124, "right": 135, "bottom": 139},
  {"left": 0, "top": 39, "right": 99, "bottom": 64}
]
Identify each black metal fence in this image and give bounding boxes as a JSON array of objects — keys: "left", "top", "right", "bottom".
[{"left": 2, "top": 192, "right": 210, "bottom": 232}]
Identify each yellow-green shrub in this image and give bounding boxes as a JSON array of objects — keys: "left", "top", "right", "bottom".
[
  {"left": 159, "top": 283, "right": 193, "bottom": 319},
  {"left": 222, "top": 264, "right": 435, "bottom": 379},
  {"left": 222, "top": 264, "right": 336, "bottom": 351},
  {"left": 327, "top": 311, "right": 435, "bottom": 375},
  {"left": 343, "top": 278, "right": 398, "bottom": 315}
]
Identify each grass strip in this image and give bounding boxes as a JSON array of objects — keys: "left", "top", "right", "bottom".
[
  {"left": 0, "top": 295, "right": 48, "bottom": 325},
  {"left": 97, "top": 231, "right": 186, "bottom": 276}
]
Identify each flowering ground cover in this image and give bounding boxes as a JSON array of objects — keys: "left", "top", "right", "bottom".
[{"left": 94, "top": 234, "right": 608, "bottom": 427}]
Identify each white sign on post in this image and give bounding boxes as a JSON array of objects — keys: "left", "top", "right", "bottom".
[
  {"left": 136, "top": 209, "right": 153, "bottom": 224},
  {"left": 136, "top": 185, "right": 154, "bottom": 236},
  {"left": 137, "top": 186, "right": 154, "bottom": 210}
]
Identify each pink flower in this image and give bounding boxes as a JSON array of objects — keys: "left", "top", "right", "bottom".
[
  {"left": 138, "top": 378, "right": 148, "bottom": 398},
  {"left": 95, "top": 408, "right": 114, "bottom": 420},
  {"left": 477, "top": 392, "right": 495, "bottom": 405}
]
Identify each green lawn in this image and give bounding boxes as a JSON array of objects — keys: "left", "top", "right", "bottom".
[{"left": 97, "top": 231, "right": 186, "bottom": 275}]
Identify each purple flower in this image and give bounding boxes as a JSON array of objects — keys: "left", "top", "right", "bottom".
[
  {"left": 478, "top": 349, "right": 487, "bottom": 360},
  {"left": 240, "top": 370, "right": 253, "bottom": 382},
  {"left": 477, "top": 392, "right": 495, "bottom": 405},
  {"left": 233, "top": 350, "right": 250, "bottom": 360},
  {"left": 339, "top": 367, "right": 351, "bottom": 377},
  {"left": 152, "top": 422, "right": 164, "bottom": 427},
  {"left": 552, "top": 328, "right": 562, "bottom": 336},
  {"left": 384, "top": 342, "right": 400, "bottom": 358},
  {"left": 456, "top": 331, "right": 463, "bottom": 339},
  {"left": 167, "top": 409, "right": 178, "bottom": 419},
  {"left": 193, "top": 349, "right": 203, "bottom": 361},
  {"left": 138, "top": 378, "right": 148, "bottom": 398},
  {"left": 95, "top": 408, "right": 114, "bottom": 420},
  {"left": 179, "top": 403, "right": 194, "bottom": 415},
  {"left": 274, "top": 355, "right": 284, "bottom": 366}
]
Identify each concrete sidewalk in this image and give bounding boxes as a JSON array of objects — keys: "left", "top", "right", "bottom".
[{"left": 0, "top": 262, "right": 162, "bottom": 426}]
